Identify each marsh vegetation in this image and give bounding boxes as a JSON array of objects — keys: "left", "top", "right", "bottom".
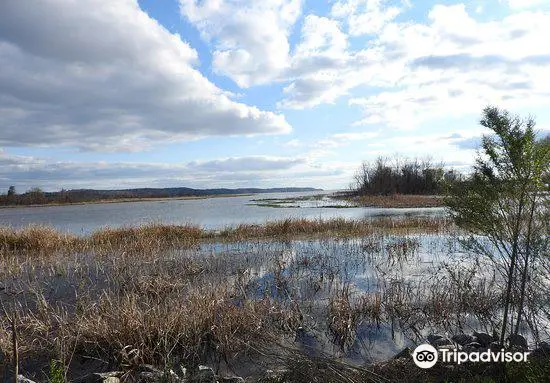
[
  {"left": 0, "top": 214, "right": 547, "bottom": 382},
  {"left": 1, "top": 107, "right": 549, "bottom": 383}
]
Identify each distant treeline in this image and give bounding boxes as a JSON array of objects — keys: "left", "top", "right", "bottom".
[
  {"left": 352, "top": 134, "right": 550, "bottom": 197},
  {"left": 0, "top": 186, "right": 321, "bottom": 206},
  {"left": 352, "top": 157, "right": 460, "bottom": 196}
]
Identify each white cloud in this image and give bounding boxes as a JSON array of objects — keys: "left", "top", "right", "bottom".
[
  {"left": 315, "top": 131, "right": 380, "bottom": 148},
  {"left": 294, "top": 15, "right": 348, "bottom": 57},
  {"left": 507, "top": 0, "right": 548, "bottom": 9},
  {"left": 180, "top": 0, "right": 303, "bottom": 87},
  {"left": 331, "top": 0, "right": 405, "bottom": 36},
  {"left": 188, "top": 156, "right": 305, "bottom": 172},
  {"left": 178, "top": 2, "right": 364, "bottom": 109},
  {"left": 0, "top": 0, "right": 291, "bottom": 151},
  {"left": 193, "top": 0, "right": 550, "bottom": 125},
  {"left": 278, "top": 15, "right": 360, "bottom": 109},
  {"left": 347, "top": 4, "right": 550, "bottom": 128}
]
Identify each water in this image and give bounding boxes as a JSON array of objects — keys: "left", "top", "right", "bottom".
[
  {"left": 2, "top": 232, "right": 459, "bottom": 364},
  {"left": 0, "top": 191, "right": 445, "bottom": 234},
  {"left": 193, "top": 236, "right": 534, "bottom": 361}
]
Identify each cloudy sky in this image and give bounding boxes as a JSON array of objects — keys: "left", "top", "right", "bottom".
[{"left": 1, "top": 0, "right": 550, "bottom": 191}]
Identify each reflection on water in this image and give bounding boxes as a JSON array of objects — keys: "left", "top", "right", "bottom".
[
  {"left": 1, "top": 228, "right": 531, "bottom": 371},
  {"left": 0, "top": 191, "right": 445, "bottom": 234},
  {"left": 193, "top": 234, "right": 490, "bottom": 362}
]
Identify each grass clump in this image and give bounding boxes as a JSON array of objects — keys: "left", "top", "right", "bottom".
[
  {"left": 89, "top": 223, "right": 203, "bottom": 254},
  {"left": 72, "top": 288, "right": 299, "bottom": 365},
  {"left": 216, "top": 216, "right": 450, "bottom": 241},
  {"left": 347, "top": 194, "right": 444, "bottom": 208},
  {"left": 0, "top": 225, "right": 80, "bottom": 256}
]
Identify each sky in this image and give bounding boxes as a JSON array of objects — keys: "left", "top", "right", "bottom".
[{"left": 1, "top": 0, "right": 550, "bottom": 192}]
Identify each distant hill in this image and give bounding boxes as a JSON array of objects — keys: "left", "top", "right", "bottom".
[
  {"left": 54, "top": 186, "right": 322, "bottom": 199},
  {"left": 0, "top": 186, "right": 323, "bottom": 206}
]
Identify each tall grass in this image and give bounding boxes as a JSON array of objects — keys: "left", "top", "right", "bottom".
[
  {"left": 346, "top": 194, "right": 443, "bottom": 208},
  {"left": 89, "top": 223, "right": 203, "bottom": 254},
  {"left": 218, "top": 216, "right": 449, "bottom": 239},
  {"left": 0, "top": 225, "right": 80, "bottom": 255}
]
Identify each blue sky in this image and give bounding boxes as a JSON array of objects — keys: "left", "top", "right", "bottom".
[{"left": 1, "top": 0, "right": 550, "bottom": 191}]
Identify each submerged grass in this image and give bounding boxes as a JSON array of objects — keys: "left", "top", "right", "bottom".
[
  {"left": 342, "top": 194, "right": 444, "bottom": 208},
  {"left": 215, "top": 216, "right": 450, "bottom": 241}
]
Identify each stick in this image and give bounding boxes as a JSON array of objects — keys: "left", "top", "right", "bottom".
[{"left": 12, "top": 302, "right": 18, "bottom": 383}]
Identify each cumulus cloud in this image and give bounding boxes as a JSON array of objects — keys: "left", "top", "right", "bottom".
[
  {"left": 506, "top": 0, "right": 548, "bottom": 9},
  {"left": 348, "top": 4, "right": 550, "bottom": 128},
  {"left": 177, "top": 2, "right": 370, "bottom": 109},
  {"left": 187, "top": 156, "right": 305, "bottom": 172},
  {"left": 180, "top": 0, "right": 302, "bottom": 87},
  {"left": 315, "top": 131, "right": 379, "bottom": 148},
  {"left": 189, "top": 0, "right": 550, "bottom": 123},
  {"left": 331, "top": 0, "right": 406, "bottom": 36},
  {"left": 279, "top": 15, "right": 362, "bottom": 109},
  {"left": 0, "top": 0, "right": 291, "bottom": 151}
]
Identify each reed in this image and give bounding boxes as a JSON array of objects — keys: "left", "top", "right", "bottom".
[
  {"left": 346, "top": 194, "right": 443, "bottom": 208},
  {"left": 0, "top": 217, "right": 451, "bottom": 257},
  {"left": 0, "top": 225, "right": 80, "bottom": 255}
]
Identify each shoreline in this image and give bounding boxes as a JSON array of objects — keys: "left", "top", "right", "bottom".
[
  {"left": 247, "top": 193, "right": 446, "bottom": 209},
  {"left": 339, "top": 194, "right": 444, "bottom": 208},
  {"left": 0, "top": 193, "right": 253, "bottom": 209},
  {"left": 0, "top": 193, "right": 446, "bottom": 210}
]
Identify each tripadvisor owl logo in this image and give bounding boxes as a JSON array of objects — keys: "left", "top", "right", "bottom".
[
  {"left": 413, "top": 344, "right": 438, "bottom": 369},
  {"left": 412, "top": 343, "right": 531, "bottom": 369}
]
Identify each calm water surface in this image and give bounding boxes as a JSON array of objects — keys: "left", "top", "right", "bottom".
[{"left": 0, "top": 191, "right": 445, "bottom": 234}]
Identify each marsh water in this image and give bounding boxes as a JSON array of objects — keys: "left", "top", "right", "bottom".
[
  {"left": 7, "top": 228, "right": 513, "bottom": 374},
  {"left": 196, "top": 234, "right": 457, "bottom": 362},
  {"left": 0, "top": 191, "right": 445, "bottom": 234}
]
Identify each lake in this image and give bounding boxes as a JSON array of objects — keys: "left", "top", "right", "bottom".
[{"left": 0, "top": 191, "right": 445, "bottom": 234}]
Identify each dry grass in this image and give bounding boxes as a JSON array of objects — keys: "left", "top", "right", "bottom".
[
  {"left": 0, "top": 225, "right": 81, "bottom": 255},
  {"left": 0, "top": 217, "right": 512, "bottom": 382},
  {"left": 328, "top": 285, "right": 382, "bottom": 351},
  {"left": 0, "top": 248, "right": 304, "bottom": 373},
  {"left": 0, "top": 217, "right": 451, "bottom": 258},
  {"left": 89, "top": 223, "right": 203, "bottom": 254},
  {"left": 70, "top": 288, "right": 301, "bottom": 366},
  {"left": 345, "top": 194, "right": 443, "bottom": 208},
  {"left": 215, "top": 216, "right": 451, "bottom": 241}
]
